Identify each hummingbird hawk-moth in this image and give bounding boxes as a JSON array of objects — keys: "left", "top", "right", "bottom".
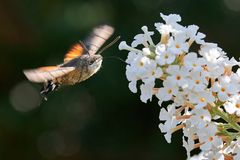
[{"left": 23, "top": 25, "right": 115, "bottom": 100}]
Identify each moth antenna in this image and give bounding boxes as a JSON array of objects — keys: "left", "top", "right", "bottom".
[
  {"left": 98, "top": 36, "right": 121, "bottom": 55},
  {"left": 79, "top": 40, "right": 90, "bottom": 55}
]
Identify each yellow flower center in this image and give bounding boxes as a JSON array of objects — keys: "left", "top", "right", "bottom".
[
  {"left": 168, "top": 89, "right": 172, "bottom": 94},
  {"left": 236, "top": 103, "right": 240, "bottom": 108},
  {"left": 164, "top": 54, "right": 169, "bottom": 59},
  {"left": 200, "top": 97, "right": 206, "bottom": 102},
  {"left": 221, "top": 87, "right": 226, "bottom": 92},
  {"left": 175, "top": 44, "right": 180, "bottom": 48},
  {"left": 195, "top": 80, "right": 200, "bottom": 84},
  {"left": 208, "top": 136, "right": 213, "bottom": 142},
  {"left": 176, "top": 75, "right": 181, "bottom": 80},
  {"left": 139, "top": 61, "right": 144, "bottom": 67},
  {"left": 152, "top": 71, "right": 155, "bottom": 75}
]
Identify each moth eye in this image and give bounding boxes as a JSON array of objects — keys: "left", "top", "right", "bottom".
[{"left": 89, "top": 60, "right": 95, "bottom": 65}]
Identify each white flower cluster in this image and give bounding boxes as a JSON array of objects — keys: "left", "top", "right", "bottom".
[{"left": 119, "top": 13, "right": 240, "bottom": 160}]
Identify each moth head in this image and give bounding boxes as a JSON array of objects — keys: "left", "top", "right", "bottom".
[{"left": 87, "top": 54, "right": 103, "bottom": 73}]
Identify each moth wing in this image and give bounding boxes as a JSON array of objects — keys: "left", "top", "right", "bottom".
[
  {"left": 23, "top": 66, "right": 75, "bottom": 83},
  {"left": 64, "top": 43, "right": 85, "bottom": 63},
  {"left": 84, "top": 25, "right": 114, "bottom": 55}
]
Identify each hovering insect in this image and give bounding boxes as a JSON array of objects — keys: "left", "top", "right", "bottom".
[{"left": 23, "top": 25, "right": 117, "bottom": 100}]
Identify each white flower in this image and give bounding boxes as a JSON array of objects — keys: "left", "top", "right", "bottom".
[
  {"left": 186, "top": 25, "right": 206, "bottom": 44},
  {"left": 203, "top": 147, "right": 224, "bottom": 160},
  {"left": 160, "top": 13, "right": 181, "bottom": 24},
  {"left": 140, "top": 81, "right": 155, "bottom": 103},
  {"left": 142, "top": 47, "right": 151, "bottom": 56},
  {"left": 197, "top": 123, "right": 223, "bottom": 151},
  {"left": 188, "top": 90, "right": 215, "bottom": 109},
  {"left": 188, "top": 71, "right": 208, "bottom": 92},
  {"left": 141, "top": 60, "right": 163, "bottom": 84},
  {"left": 125, "top": 51, "right": 137, "bottom": 64},
  {"left": 159, "top": 104, "right": 179, "bottom": 143},
  {"left": 125, "top": 53, "right": 149, "bottom": 93},
  {"left": 188, "top": 108, "right": 211, "bottom": 129},
  {"left": 233, "top": 142, "right": 240, "bottom": 160},
  {"left": 128, "top": 80, "right": 137, "bottom": 93},
  {"left": 189, "top": 152, "right": 206, "bottom": 160},
  {"left": 167, "top": 33, "right": 189, "bottom": 55},
  {"left": 125, "top": 64, "right": 137, "bottom": 82},
  {"left": 126, "top": 55, "right": 158, "bottom": 93},
  {"left": 155, "top": 13, "right": 185, "bottom": 37},
  {"left": 223, "top": 95, "right": 240, "bottom": 116},
  {"left": 183, "top": 136, "right": 195, "bottom": 159},
  {"left": 182, "top": 122, "right": 197, "bottom": 159},
  {"left": 119, "top": 41, "right": 132, "bottom": 51},
  {"left": 166, "top": 65, "right": 189, "bottom": 88},
  {"left": 183, "top": 121, "right": 197, "bottom": 138},
  {"left": 156, "top": 80, "right": 179, "bottom": 104},
  {"left": 155, "top": 44, "right": 176, "bottom": 65},
  {"left": 119, "top": 41, "right": 142, "bottom": 54},
  {"left": 155, "top": 22, "right": 175, "bottom": 35},
  {"left": 119, "top": 41, "right": 128, "bottom": 50},
  {"left": 173, "top": 91, "right": 187, "bottom": 106},
  {"left": 202, "top": 63, "right": 225, "bottom": 79},
  {"left": 199, "top": 44, "right": 226, "bottom": 65},
  {"left": 139, "top": 62, "right": 163, "bottom": 103},
  {"left": 183, "top": 52, "right": 206, "bottom": 72},
  {"left": 155, "top": 43, "right": 166, "bottom": 53},
  {"left": 199, "top": 42, "right": 218, "bottom": 55},
  {"left": 141, "top": 26, "right": 155, "bottom": 45},
  {"left": 143, "top": 62, "right": 163, "bottom": 82},
  {"left": 212, "top": 76, "right": 238, "bottom": 102},
  {"left": 131, "top": 26, "right": 155, "bottom": 47},
  {"left": 130, "top": 55, "right": 151, "bottom": 79},
  {"left": 223, "top": 57, "right": 239, "bottom": 68},
  {"left": 223, "top": 140, "right": 240, "bottom": 160}
]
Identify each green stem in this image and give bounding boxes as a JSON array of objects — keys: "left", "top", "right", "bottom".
[
  {"left": 211, "top": 105, "right": 240, "bottom": 132},
  {"left": 219, "top": 123, "right": 232, "bottom": 129}
]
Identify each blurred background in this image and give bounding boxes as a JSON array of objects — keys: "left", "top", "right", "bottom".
[{"left": 1, "top": 0, "right": 240, "bottom": 159}]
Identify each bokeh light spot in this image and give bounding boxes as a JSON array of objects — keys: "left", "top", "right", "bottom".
[
  {"left": 9, "top": 81, "right": 40, "bottom": 112},
  {"left": 224, "top": 0, "right": 240, "bottom": 12},
  {"left": 37, "top": 131, "right": 80, "bottom": 158}
]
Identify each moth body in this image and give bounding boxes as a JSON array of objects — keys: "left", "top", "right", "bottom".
[
  {"left": 56, "top": 54, "right": 103, "bottom": 85},
  {"left": 23, "top": 25, "right": 113, "bottom": 100}
]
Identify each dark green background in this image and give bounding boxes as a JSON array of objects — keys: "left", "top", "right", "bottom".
[{"left": 0, "top": 0, "right": 240, "bottom": 159}]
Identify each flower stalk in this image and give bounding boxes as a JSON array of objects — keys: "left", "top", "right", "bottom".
[{"left": 119, "top": 13, "right": 240, "bottom": 160}]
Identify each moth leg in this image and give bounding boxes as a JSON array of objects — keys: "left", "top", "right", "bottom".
[
  {"left": 40, "top": 81, "right": 59, "bottom": 101},
  {"left": 40, "top": 82, "right": 49, "bottom": 101}
]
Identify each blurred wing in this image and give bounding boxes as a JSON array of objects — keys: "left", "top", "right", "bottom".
[
  {"left": 23, "top": 66, "right": 75, "bottom": 83},
  {"left": 64, "top": 43, "right": 85, "bottom": 63},
  {"left": 84, "top": 25, "right": 114, "bottom": 55}
]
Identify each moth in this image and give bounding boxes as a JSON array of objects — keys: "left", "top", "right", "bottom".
[{"left": 23, "top": 25, "right": 116, "bottom": 100}]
